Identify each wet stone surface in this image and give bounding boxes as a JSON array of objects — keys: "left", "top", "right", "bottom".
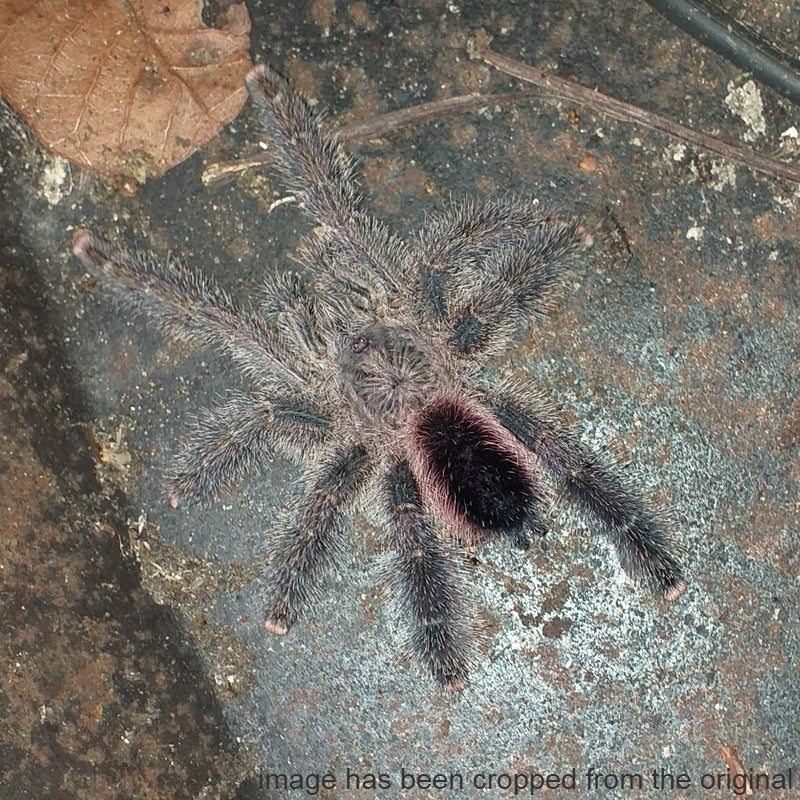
[{"left": 1, "top": 1, "right": 799, "bottom": 798}]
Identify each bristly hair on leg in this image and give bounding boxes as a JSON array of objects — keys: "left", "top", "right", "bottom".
[
  {"left": 246, "top": 65, "right": 411, "bottom": 301},
  {"left": 245, "top": 65, "right": 359, "bottom": 225},
  {"left": 381, "top": 458, "right": 474, "bottom": 691},
  {"left": 260, "top": 441, "right": 372, "bottom": 635},
  {"left": 72, "top": 229, "right": 308, "bottom": 387},
  {"left": 484, "top": 378, "right": 687, "bottom": 601},
  {"left": 166, "top": 392, "right": 333, "bottom": 508},
  {"left": 166, "top": 393, "right": 276, "bottom": 508}
]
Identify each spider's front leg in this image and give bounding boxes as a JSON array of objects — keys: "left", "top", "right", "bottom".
[
  {"left": 245, "top": 65, "right": 407, "bottom": 298},
  {"left": 488, "top": 387, "right": 687, "bottom": 601},
  {"left": 382, "top": 458, "right": 472, "bottom": 691},
  {"left": 245, "top": 64, "right": 357, "bottom": 228},
  {"left": 71, "top": 230, "right": 305, "bottom": 386},
  {"left": 261, "top": 441, "right": 372, "bottom": 634}
]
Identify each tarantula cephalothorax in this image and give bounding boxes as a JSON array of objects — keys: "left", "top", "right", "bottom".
[{"left": 72, "top": 64, "right": 687, "bottom": 690}]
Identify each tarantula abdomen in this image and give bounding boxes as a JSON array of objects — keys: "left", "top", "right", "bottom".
[{"left": 413, "top": 398, "right": 547, "bottom": 548}]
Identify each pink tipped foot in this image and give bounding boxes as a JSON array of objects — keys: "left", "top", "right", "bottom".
[
  {"left": 264, "top": 618, "right": 288, "bottom": 635},
  {"left": 71, "top": 228, "right": 93, "bottom": 257},
  {"left": 245, "top": 64, "right": 284, "bottom": 101},
  {"left": 245, "top": 64, "right": 267, "bottom": 88},
  {"left": 443, "top": 680, "right": 467, "bottom": 694},
  {"left": 166, "top": 488, "right": 180, "bottom": 509},
  {"left": 577, "top": 225, "right": 594, "bottom": 249},
  {"left": 665, "top": 580, "right": 687, "bottom": 602}
]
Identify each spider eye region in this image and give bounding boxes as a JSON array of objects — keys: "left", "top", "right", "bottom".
[
  {"left": 414, "top": 399, "right": 534, "bottom": 535},
  {"left": 350, "top": 335, "right": 369, "bottom": 353},
  {"left": 339, "top": 324, "right": 439, "bottom": 424}
]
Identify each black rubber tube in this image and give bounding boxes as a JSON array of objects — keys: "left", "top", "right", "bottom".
[{"left": 642, "top": 0, "right": 800, "bottom": 107}]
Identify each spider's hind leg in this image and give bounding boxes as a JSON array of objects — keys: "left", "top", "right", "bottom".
[
  {"left": 382, "top": 458, "right": 472, "bottom": 691},
  {"left": 487, "top": 385, "right": 687, "bottom": 601},
  {"left": 261, "top": 441, "right": 372, "bottom": 634}
]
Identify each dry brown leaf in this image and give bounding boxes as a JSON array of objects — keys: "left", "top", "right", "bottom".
[{"left": 0, "top": 0, "right": 252, "bottom": 186}]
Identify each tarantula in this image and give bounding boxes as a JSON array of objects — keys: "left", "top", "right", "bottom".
[{"left": 72, "top": 64, "right": 686, "bottom": 691}]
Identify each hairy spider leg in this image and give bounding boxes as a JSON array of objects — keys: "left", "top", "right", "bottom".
[
  {"left": 383, "top": 458, "right": 472, "bottom": 691},
  {"left": 262, "top": 442, "right": 372, "bottom": 634},
  {"left": 167, "top": 394, "right": 331, "bottom": 507},
  {"left": 71, "top": 230, "right": 306, "bottom": 385},
  {"left": 447, "top": 219, "right": 592, "bottom": 356},
  {"left": 245, "top": 64, "right": 358, "bottom": 229},
  {"left": 245, "top": 64, "right": 410, "bottom": 301},
  {"left": 487, "top": 389, "right": 687, "bottom": 600},
  {"left": 415, "top": 195, "right": 552, "bottom": 320}
]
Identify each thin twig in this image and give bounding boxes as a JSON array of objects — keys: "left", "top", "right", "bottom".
[
  {"left": 333, "top": 91, "right": 536, "bottom": 141},
  {"left": 204, "top": 50, "right": 800, "bottom": 188},
  {"left": 477, "top": 44, "right": 800, "bottom": 185},
  {"left": 202, "top": 91, "right": 539, "bottom": 186}
]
